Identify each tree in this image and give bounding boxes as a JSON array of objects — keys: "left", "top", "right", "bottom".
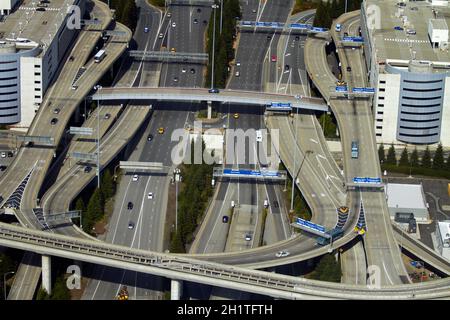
[
  {"left": 378, "top": 143, "right": 385, "bottom": 163},
  {"left": 318, "top": 113, "right": 337, "bottom": 138},
  {"left": 50, "top": 276, "right": 71, "bottom": 300},
  {"left": 170, "top": 232, "right": 185, "bottom": 253},
  {"left": 421, "top": 146, "right": 432, "bottom": 169},
  {"left": 446, "top": 153, "right": 450, "bottom": 171},
  {"left": 386, "top": 144, "right": 397, "bottom": 165},
  {"left": 101, "top": 169, "right": 115, "bottom": 200},
  {"left": 85, "top": 188, "right": 105, "bottom": 233},
  {"left": 410, "top": 147, "right": 419, "bottom": 167},
  {"left": 36, "top": 287, "right": 50, "bottom": 300},
  {"left": 398, "top": 147, "right": 409, "bottom": 167},
  {"left": 432, "top": 143, "right": 445, "bottom": 170},
  {"left": 311, "top": 253, "right": 341, "bottom": 283}
]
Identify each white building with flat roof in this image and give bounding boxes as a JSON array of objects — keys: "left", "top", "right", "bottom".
[
  {"left": 0, "top": 0, "right": 86, "bottom": 128},
  {"left": 386, "top": 183, "right": 429, "bottom": 222},
  {"left": 436, "top": 221, "right": 450, "bottom": 260},
  {"left": 0, "top": 0, "right": 20, "bottom": 15},
  {"left": 361, "top": 0, "right": 450, "bottom": 147}
]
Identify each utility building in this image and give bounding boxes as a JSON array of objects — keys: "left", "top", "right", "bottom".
[{"left": 386, "top": 183, "right": 429, "bottom": 222}]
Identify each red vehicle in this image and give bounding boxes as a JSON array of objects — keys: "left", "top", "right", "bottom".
[{"left": 271, "top": 55, "right": 277, "bottom": 62}]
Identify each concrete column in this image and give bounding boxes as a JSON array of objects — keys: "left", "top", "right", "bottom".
[
  {"left": 207, "top": 101, "right": 212, "bottom": 119},
  {"left": 41, "top": 255, "right": 52, "bottom": 295},
  {"left": 170, "top": 279, "right": 183, "bottom": 300}
]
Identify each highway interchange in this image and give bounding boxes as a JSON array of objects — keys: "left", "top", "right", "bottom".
[{"left": 1, "top": 0, "right": 450, "bottom": 300}]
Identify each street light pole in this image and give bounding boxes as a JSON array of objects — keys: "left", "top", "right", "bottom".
[
  {"left": 220, "top": 0, "right": 223, "bottom": 34},
  {"left": 290, "top": 105, "right": 300, "bottom": 212},
  {"left": 211, "top": 4, "right": 218, "bottom": 89},
  {"left": 94, "top": 85, "right": 102, "bottom": 189},
  {"left": 3, "top": 271, "right": 15, "bottom": 300},
  {"left": 175, "top": 168, "right": 181, "bottom": 232}
]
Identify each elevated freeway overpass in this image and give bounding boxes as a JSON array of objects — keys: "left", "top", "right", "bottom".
[
  {"left": 1, "top": 222, "right": 450, "bottom": 300},
  {"left": 90, "top": 87, "right": 329, "bottom": 112}
]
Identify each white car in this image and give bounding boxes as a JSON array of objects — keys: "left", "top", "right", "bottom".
[
  {"left": 158, "top": 33, "right": 164, "bottom": 39},
  {"left": 132, "top": 174, "right": 139, "bottom": 181},
  {"left": 128, "top": 222, "right": 135, "bottom": 230},
  {"left": 1, "top": 152, "right": 5, "bottom": 158},
  {"left": 181, "top": 68, "right": 186, "bottom": 73},
  {"left": 275, "top": 251, "right": 290, "bottom": 258},
  {"left": 172, "top": 22, "right": 176, "bottom": 27},
  {"left": 236, "top": 61, "right": 241, "bottom": 66},
  {"left": 147, "top": 192, "right": 154, "bottom": 199},
  {"left": 245, "top": 234, "right": 252, "bottom": 241},
  {"left": 235, "top": 71, "right": 240, "bottom": 77}
]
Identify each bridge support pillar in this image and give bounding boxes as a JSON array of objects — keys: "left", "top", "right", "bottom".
[
  {"left": 207, "top": 101, "right": 212, "bottom": 119},
  {"left": 170, "top": 279, "right": 183, "bottom": 300},
  {"left": 41, "top": 255, "right": 52, "bottom": 295}
]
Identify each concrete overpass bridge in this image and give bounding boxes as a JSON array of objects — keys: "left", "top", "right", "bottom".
[
  {"left": 1, "top": 222, "right": 449, "bottom": 300},
  {"left": 90, "top": 87, "right": 329, "bottom": 113}
]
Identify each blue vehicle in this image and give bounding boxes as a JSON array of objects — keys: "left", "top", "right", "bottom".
[
  {"left": 351, "top": 141, "right": 359, "bottom": 159},
  {"left": 335, "top": 23, "right": 342, "bottom": 32},
  {"left": 317, "top": 228, "right": 344, "bottom": 246},
  {"left": 394, "top": 26, "right": 404, "bottom": 31}
]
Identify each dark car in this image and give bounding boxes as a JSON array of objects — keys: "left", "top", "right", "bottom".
[
  {"left": 193, "top": 18, "right": 198, "bottom": 24},
  {"left": 7, "top": 151, "right": 13, "bottom": 157},
  {"left": 84, "top": 166, "right": 92, "bottom": 173},
  {"left": 222, "top": 216, "right": 229, "bottom": 223},
  {"left": 26, "top": 141, "right": 34, "bottom": 147},
  {"left": 104, "top": 113, "right": 111, "bottom": 119},
  {"left": 295, "top": 35, "right": 300, "bottom": 40},
  {"left": 36, "top": 7, "right": 46, "bottom": 11},
  {"left": 197, "top": 8, "right": 201, "bottom": 13},
  {"left": 347, "top": 66, "right": 352, "bottom": 72},
  {"left": 53, "top": 108, "right": 60, "bottom": 114},
  {"left": 267, "top": 35, "right": 271, "bottom": 40},
  {"left": 203, "top": 20, "right": 207, "bottom": 24},
  {"left": 69, "top": 56, "right": 74, "bottom": 61},
  {"left": 128, "top": 202, "right": 133, "bottom": 210},
  {"left": 50, "top": 118, "right": 58, "bottom": 125},
  {"left": 0, "top": 165, "right": 7, "bottom": 171},
  {"left": 147, "top": 134, "right": 153, "bottom": 142},
  {"left": 190, "top": 68, "right": 196, "bottom": 74},
  {"left": 208, "top": 88, "right": 220, "bottom": 93},
  {"left": 284, "top": 64, "right": 290, "bottom": 71}
]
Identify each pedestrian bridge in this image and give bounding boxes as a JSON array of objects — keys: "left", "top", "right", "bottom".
[{"left": 90, "top": 87, "right": 329, "bottom": 112}]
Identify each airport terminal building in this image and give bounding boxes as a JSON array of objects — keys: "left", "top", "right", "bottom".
[
  {"left": 361, "top": 0, "right": 450, "bottom": 147},
  {"left": 0, "top": 0, "right": 85, "bottom": 128}
]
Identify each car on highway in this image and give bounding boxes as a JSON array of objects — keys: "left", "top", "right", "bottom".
[
  {"left": 252, "top": 8, "right": 257, "bottom": 13},
  {"left": 147, "top": 134, "right": 153, "bottom": 141},
  {"left": 394, "top": 26, "right": 403, "bottom": 31},
  {"left": 284, "top": 64, "right": 290, "bottom": 71},
  {"left": 271, "top": 55, "right": 277, "bottom": 62},
  {"left": 235, "top": 71, "right": 240, "bottom": 77},
  {"left": 231, "top": 200, "right": 235, "bottom": 208},
  {"left": 222, "top": 216, "right": 229, "bottom": 223},
  {"left": 71, "top": 85, "right": 78, "bottom": 90},
  {"left": 245, "top": 234, "right": 252, "bottom": 241},
  {"left": 346, "top": 66, "right": 351, "bottom": 72},
  {"left": 171, "top": 47, "right": 176, "bottom": 53},
  {"left": 336, "top": 80, "right": 346, "bottom": 86},
  {"left": 132, "top": 174, "right": 139, "bottom": 181},
  {"left": 167, "top": 12, "right": 172, "bottom": 18},
  {"left": 53, "top": 108, "right": 60, "bottom": 114},
  {"left": 144, "top": 27, "right": 149, "bottom": 33},
  {"left": 295, "top": 35, "right": 300, "bottom": 40},
  {"left": 158, "top": 127, "right": 165, "bottom": 134},
  {"left": 104, "top": 113, "right": 111, "bottom": 119},
  {"left": 275, "top": 251, "right": 290, "bottom": 258},
  {"left": 128, "top": 221, "right": 135, "bottom": 229},
  {"left": 0, "top": 165, "right": 6, "bottom": 171},
  {"left": 193, "top": 18, "right": 198, "bottom": 24},
  {"left": 1, "top": 152, "right": 5, "bottom": 158},
  {"left": 84, "top": 166, "right": 92, "bottom": 173},
  {"left": 208, "top": 88, "right": 220, "bottom": 93},
  {"left": 127, "top": 202, "right": 133, "bottom": 210},
  {"left": 69, "top": 56, "right": 74, "bottom": 61},
  {"left": 264, "top": 199, "right": 269, "bottom": 208},
  {"left": 233, "top": 113, "right": 239, "bottom": 119},
  {"left": 197, "top": 8, "right": 201, "bottom": 12},
  {"left": 26, "top": 141, "right": 34, "bottom": 147},
  {"left": 147, "top": 192, "right": 154, "bottom": 200},
  {"left": 50, "top": 118, "right": 58, "bottom": 125},
  {"left": 203, "top": 20, "right": 207, "bottom": 24},
  {"left": 173, "top": 77, "right": 178, "bottom": 82},
  {"left": 236, "top": 61, "right": 241, "bottom": 66},
  {"left": 190, "top": 68, "right": 196, "bottom": 74},
  {"left": 172, "top": 22, "right": 176, "bottom": 27},
  {"left": 267, "top": 35, "right": 271, "bottom": 40},
  {"left": 7, "top": 151, "right": 13, "bottom": 157},
  {"left": 181, "top": 68, "right": 186, "bottom": 73},
  {"left": 158, "top": 32, "right": 164, "bottom": 39}
]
